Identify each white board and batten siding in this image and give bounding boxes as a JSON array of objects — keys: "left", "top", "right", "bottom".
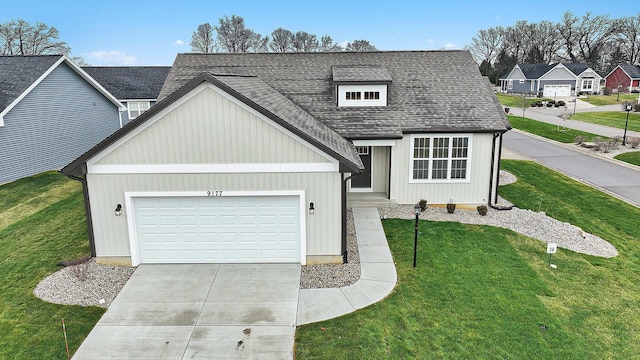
[
  {"left": 390, "top": 133, "right": 494, "bottom": 205},
  {"left": 86, "top": 83, "right": 343, "bottom": 265}
]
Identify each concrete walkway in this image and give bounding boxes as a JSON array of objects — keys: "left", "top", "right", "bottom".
[
  {"left": 509, "top": 103, "right": 640, "bottom": 139},
  {"left": 297, "top": 207, "right": 397, "bottom": 324}
]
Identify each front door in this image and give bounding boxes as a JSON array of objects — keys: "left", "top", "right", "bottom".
[{"left": 351, "top": 146, "right": 371, "bottom": 189}]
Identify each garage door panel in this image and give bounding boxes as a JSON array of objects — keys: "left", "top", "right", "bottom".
[
  {"left": 133, "top": 195, "right": 301, "bottom": 264},
  {"left": 543, "top": 85, "right": 571, "bottom": 97}
]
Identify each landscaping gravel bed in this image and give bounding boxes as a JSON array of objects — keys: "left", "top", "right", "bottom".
[{"left": 33, "top": 171, "right": 618, "bottom": 307}]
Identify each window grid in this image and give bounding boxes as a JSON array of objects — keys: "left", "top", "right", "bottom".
[
  {"left": 411, "top": 135, "right": 470, "bottom": 181},
  {"left": 128, "top": 101, "right": 151, "bottom": 119},
  {"left": 364, "top": 91, "right": 380, "bottom": 100},
  {"left": 346, "top": 91, "right": 361, "bottom": 100}
]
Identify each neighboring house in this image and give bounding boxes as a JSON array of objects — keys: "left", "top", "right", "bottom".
[
  {"left": 0, "top": 55, "right": 125, "bottom": 185},
  {"left": 604, "top": 64, "right": 640, "bottom": 93},
  {"left": 82, "top": 66, "right": 171, "bottom": 126},
  {"left": 499, "top": 63, "right": 602, "bottom": 97},
  {"left": 62, "top": 51, "right": 510, "bottom": 266}
]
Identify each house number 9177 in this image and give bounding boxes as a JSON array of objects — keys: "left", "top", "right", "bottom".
[{"left": 207, "top": 190, "right": 223, "bottom": 196}]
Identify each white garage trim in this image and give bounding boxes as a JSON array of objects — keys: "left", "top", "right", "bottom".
[
  {"left": 89, "top": 162, "right": 338, "bottom": 174},
  {"left": 543, "top": 85, "right": 571, "bottom": 97},
  {"left": 124, "top": 190, "right": 306, "bottom": 266}
]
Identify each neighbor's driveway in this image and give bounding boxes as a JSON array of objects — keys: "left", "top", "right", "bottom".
[{"left": 72, "top": 264, "right": 300, "bottom": 359}]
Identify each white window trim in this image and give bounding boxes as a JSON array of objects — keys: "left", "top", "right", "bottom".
[
  {"left": 581, "top": 79, "right": 594, "bottom": 91},
  {"left": 507, "top": 80, "right": 513, "bottom": 89},
  {"left": 127, "top": 100, "right": 151, "bottom": 119},
  {"left": 337, "top": 84, "right": 387, "bottom": 107},
  {"left": 124, "top": 190, "right": 306, "bottom": 266},
  {"left": 408, "top": 134, "right": 472, "bottom": 183}
]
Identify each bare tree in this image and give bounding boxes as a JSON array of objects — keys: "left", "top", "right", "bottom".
[
  {"left": 469, "top": 26, "right": 504, "bottom": 65},
  {"left": 0, "top": 19, "right": 70, "bottom": 55},
  {"left": 558, "top": 11, "right": 616, "bottom": 70},
  {"left": 190, "top": 23, "right": 216, "bottom": 53},
  {"left": 215, "top": 15, "right": 267, "bottom": 53},
  {"left": 293, "top": 31, "right": 318, "bottom": 52},
  {"left": 345, "top": 40, "right": 377, "bottom": 52},
  {"left": 503, "top": 21, "right": 532, "bottom": 63},
  {"left": 319, "top": 35, "right": 342, "bottom": 52},
  {"left": 270, "top": 28, "right": 294, "bottom": 52},
  {"left": 616, "top": 13, "right": 640, "bottom": 65},
  {"left": 528, "top": 21, "right": 562, "bottom": 64}
]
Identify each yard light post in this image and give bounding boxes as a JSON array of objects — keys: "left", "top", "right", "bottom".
[
  {"left": 623, "top": 102, "right": 633, "bottom": 146},
  {"left": 413, "top": 203, "right": 421, "bottom": 268}
]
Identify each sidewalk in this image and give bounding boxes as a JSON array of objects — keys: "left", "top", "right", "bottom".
[
  {"left": 297, "top": 207, "right": 396, "bottom": 325},
  {"left": 508, "top": 102, "right": 640, "bottom": 139}
]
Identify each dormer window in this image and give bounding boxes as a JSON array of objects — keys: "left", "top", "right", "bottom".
[{"left": 332, "top": 65, "right": 391, "bottom": 108}]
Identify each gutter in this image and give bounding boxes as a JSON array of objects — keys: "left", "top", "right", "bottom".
[
  {"left": 62, "top": 171, "right": 97, "bottom": 256},
  {"left": 488, "top": 132, "right": 514, "bottom": 211},
  {"left": 341, "top": 172, "right": 359, "bottom": 263}
]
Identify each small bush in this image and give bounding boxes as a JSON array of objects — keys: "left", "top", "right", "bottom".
[
  {"left": 574, "top": 135, "right": 587, "bottom": 144},
  {"left": 477, "top": 205, "right": 488, "bottom": 216},
  {"left": 603, "top": 87, "right": 612, "bottom": 95},
  {"left": 626, "top": 136, "right": 640, "bottom": 148},
  {"left": 598, "top": 137, "right": 621, "bottom": 153},
  {"left": 419, "top": 199, "right": 428, "bottom": 211},
  {"left": 68, "top": 261, "right": 89, "bottom": 282}
]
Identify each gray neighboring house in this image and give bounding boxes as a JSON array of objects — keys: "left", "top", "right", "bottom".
[
  {"left": 499, "top": 63, "right": 602, "bottom": 97},
  {"left": 0, "top": 55, "right": 125, "bottom": 184},
  {"left": 82, "top": 66, "right": 171, "bottom": 126},
  {"left": 63, "top": 50, "right": 510, "bottom": 266}
]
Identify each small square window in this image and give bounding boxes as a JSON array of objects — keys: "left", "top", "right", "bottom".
[{"left": 128, "top": 101, "right": 151, "bottom": 119}]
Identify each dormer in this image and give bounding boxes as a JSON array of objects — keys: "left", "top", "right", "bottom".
[{"left": 332, "top": 65, "right": 391, "bottom": 107}]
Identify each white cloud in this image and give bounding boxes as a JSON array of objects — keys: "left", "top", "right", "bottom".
[
  {"left": 172, "top": 40, "right": 185, "bottom": 46},
  {"left": 443, "top": 43, "right": 460, "bottom": 49},
  {"left": 85, "top": 50, "right": 137, "bottom": 65},
  {"left": 427, "top": 38, "right": 434, "bottom": 43}
]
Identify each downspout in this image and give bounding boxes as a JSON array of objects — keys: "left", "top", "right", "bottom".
[
  {"left": 342, "top": 172, "right": 358, "bottom": 263},
  {"left": 488, "top": 132, "right": 513, "bottom": 211},
  {"left": 64, "top": 172, "right": 97, "bottom": 256}
]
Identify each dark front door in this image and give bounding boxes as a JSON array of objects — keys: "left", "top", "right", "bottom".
[{"left": 352, "top": 146, "right": 371, "bottom": 188}]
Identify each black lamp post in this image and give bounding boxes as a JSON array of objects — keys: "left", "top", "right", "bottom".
[
  {"left": 413, "top": 203, "right": 421, "bottom": 268},
  {"left": 623, "top": 103, "right": 633, "bottom": 146}
]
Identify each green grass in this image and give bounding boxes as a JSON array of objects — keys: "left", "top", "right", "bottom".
[
  {"left": 497, "top": 93, "right": 550, "bottom": 108},
  {"left": 581, "top": 93, "right": 640, "bottom": 106},
  {"left": 296, "top": 160, "right": 640, "bottom": 359},
  {"left": 614, "top": 151, "right": 640, "bottom": 166},
  {"left": 508, "top": 115, "right": 604, "bottom": 143},
  {"left": 0, "top": 172, "right": 104, "bottom": 359},
  {"left": 570, "top": 111, "right": 640, "bottom": 132}
]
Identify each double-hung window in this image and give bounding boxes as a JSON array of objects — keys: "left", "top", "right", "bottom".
[
  {"left": 581, "top": 79, "right": 593, "bottom": 91},
  {"left": 410, "top": 135, "right": 471, "bottom": 182},
  {"left": 128, "top": 101, "right": 151, "bottom": 119}
]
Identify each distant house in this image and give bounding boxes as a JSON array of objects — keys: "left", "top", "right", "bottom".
[
  {"left": 604, "top": 64, "right": 640, "bottom": 93},
  {"left": 0, "top": 55, "right": 124, "bottom": 184},
  {"left": 499, "top": 63, "right": 602, "bottom": 97},
  {"left": 83, "top": 66, "right": 171, "bottom": 126},
  {"left": 63, "top": 51, "right": 510, "bottom": 266}
]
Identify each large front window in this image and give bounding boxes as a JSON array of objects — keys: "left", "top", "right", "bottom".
[
  {"left": 581, "top": 79, "right": 594, "bottom": 91},
  {"left": 410, "top": 135, "right": 471, "bottom": 182}
]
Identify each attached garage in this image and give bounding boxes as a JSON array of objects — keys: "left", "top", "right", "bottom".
[
  {"left": 129, "top": 193, "right": 303, "bottom": 265},
  {"left": 543, "top": 84, "right": 571, "bottom": 97}
]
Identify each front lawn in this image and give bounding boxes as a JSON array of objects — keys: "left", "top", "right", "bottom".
[
  {"left": 507, "top": 115, "right": 603, "bottom": 143},
  {"left": 614, "top": 151, "right": 640, "bottom": 167},
  {"left": 295, "top": 160, "right": 640, "bottom": 359},
  {"left": 0, "top": 172, "right": 104, "bottom": 358},
  {"left": 569, "top": 111, "right": 640, "bottom": 133},
  {"left": 581, "top": 93, "right": 640, "bottom": 106},
  {"left": 497, "top": 93, "right": 550, "bottom": 108}
]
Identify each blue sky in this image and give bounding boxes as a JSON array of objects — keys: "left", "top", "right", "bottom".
[{"left": 3, "top": 1, "right": 638, "bottom": 66}]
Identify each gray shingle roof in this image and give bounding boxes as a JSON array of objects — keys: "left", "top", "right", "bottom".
[
  {"left": 563, "top": 63, "right": 591, "bottom": 76},
  {"left": 159, "top": 51, "right": 509, "bottom": 139},
  {"left": 63, "top": 72, "right": 364, "bottom": 176},
  {"left": 82, "top": 66, "right": 171, "bottom": 100},
  {"left": 517, "top": 63, "right": 554, "bottom": 79},
  {"left": 332, "top": 65, "right": 392, "bottom": 83},
  {"left": 620, "top": 64, "right": 640, "bottom": 79},
  {"left": 0, "top": 55, "right": 62, "bottom": 112}
]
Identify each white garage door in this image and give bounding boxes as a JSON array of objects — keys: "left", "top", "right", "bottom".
[
  {"left": 543, "top": 85, "right": 571, "bottom": 97},
  {"left": 132, "top": 195, "right": 300, "bottom": 264}
]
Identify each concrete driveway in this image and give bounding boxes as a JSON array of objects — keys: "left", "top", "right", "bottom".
[{"left": 72, "top": 264, "right": 300, "bottom": 359}]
